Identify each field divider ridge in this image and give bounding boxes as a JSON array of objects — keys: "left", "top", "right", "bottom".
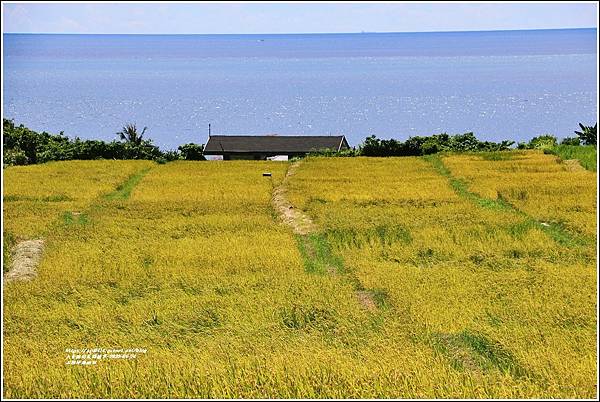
[
  {"left": 103, "top": 166, "right": 153, "bottom": 201},
  {"left": 423, "top": 154, "right": 592, "bottom": 248},
  {"left": 272, "top": 160, "right": 385, "bottom": 311}
]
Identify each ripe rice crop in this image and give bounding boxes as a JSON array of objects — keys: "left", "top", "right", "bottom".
[
  {"left": 2, "top": 155, "right": 597, "bottom": 398},
  {"left": 287, "top": 155, "right": 597, "bottom": 398}
]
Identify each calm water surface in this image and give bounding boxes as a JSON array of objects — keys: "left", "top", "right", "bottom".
[{"left": 3, "top": 29, "right": 597, "bottom": 149}]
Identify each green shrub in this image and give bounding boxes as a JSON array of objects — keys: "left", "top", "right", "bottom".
[
  {"left": 360, "top": 133, "right": 514, "bottom": 157},
  {"left": 3, "top": 147, "right": 29, "bottom": 166},
  {"left": 178, "top": 143, "right": 206, "bottom": 160},
  {"left": 421, "top": 139, "right": 441, "bottom": 155},
  {"left": 2, "top": 119, "right": 205, "bottom": 166},
  {"left": 307, "top": 147, "right": 360, "bottom": 157},
  {"left": 162, "top": 150, "right": 183, "bottom": 162},
  {"left": 449, "top": 132, "right": 480, "bottom": 152},
  {"left": 528, "top": 135, "right": 557, "bottom": 150}
]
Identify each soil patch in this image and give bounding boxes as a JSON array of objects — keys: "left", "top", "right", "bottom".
[{"left": 356, "top": 290, "right": 377, "bottom": 311}]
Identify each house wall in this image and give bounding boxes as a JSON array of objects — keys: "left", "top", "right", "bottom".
[
  {"left": 224, "top": 154, "right": 267, "bottom": 160},
  {"left": 222, "top": 153, "right": 295, "bottom": 160}
]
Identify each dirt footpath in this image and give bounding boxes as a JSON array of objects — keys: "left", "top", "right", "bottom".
[
  {"left": 272, "top": 161, "right": 317, "bottom": 235},
  {"left": 271, "top": 162, "right": 378, "bottom": 311}
]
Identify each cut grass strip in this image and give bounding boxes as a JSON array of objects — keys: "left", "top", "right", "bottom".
[
  {"left": 424, "top": 154, "right": 590, "bottom": 247},
  {"left": 104, "top": 167, "right": 152, "bottom": 201}
]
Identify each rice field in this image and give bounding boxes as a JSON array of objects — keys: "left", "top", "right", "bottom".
[
  {"left": 3, "top": 160, "right": 154, "bottom": 272},
  {"left": 443, "top": 151, "right": 597, "bottom": 238},
  {"left": 2, "top": 152, "right": 597, "bottom": 398}
]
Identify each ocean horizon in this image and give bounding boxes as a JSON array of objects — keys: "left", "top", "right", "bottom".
[{"left": 3, "top": 28, "right": 597, "bottom": 149}]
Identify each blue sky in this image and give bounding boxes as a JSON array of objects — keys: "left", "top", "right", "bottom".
[{"left": 2, "top": 2, "right": 598, "bottom": 34}]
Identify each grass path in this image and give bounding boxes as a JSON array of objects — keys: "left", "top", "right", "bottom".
[
  {"left": 104, "top": 167, "right": 153, "bottom": 200},
  {"left": 272, "top": 161, "right": 382, "bottom": 311},
  {"left": 424, "top": 154, "right": 592, "bottom": 248}
]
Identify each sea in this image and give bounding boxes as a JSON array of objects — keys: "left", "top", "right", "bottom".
[{"left": 3, "top": 29, "right": 598, "bottom": 149}]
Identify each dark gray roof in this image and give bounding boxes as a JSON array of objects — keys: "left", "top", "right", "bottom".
[{"left": 204, "top": 135, "right": 348, "bottom": 154}]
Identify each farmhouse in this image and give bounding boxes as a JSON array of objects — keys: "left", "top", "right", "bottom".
[{"left": 203, "top": 134, "right": 350, "bottom": 160}]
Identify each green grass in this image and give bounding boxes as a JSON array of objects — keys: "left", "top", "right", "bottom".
[
  {"left": 60, "top": 211, "right": 90, "bottom": 227},
  {"left": 104, "top": 167, "right": 152, "bottom": 200},
  {"left": 296, "top": 233, "right": 345, "bottom": 275},
  {"left": 430, "top": 330, "right": 530, "bottom": 378},
  {"left": 545, "top": 145, "right": 597, "bottom": 172}
]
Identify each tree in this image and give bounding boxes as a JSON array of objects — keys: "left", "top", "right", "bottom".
[
  {"left": 178, "top": 143, "right": 206, "bottom": 160},
  {"left": 560, "top": 137, "right": 580, "bottom": 146},
  {"left": 116, "top": 123, "right": 147, "bottom": 146},
  {"left": 450, "top": 132, "right": 480, "bottom": 152},
  {"left": 574, "top": 123, "right": 597, "bottom": 147},
  {"left": 528, "top": 135, "right": 557, "bottom": 149}
]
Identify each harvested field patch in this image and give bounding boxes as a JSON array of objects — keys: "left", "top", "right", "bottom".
[{"left": 4, "top": 239, "right": 45, "bottom": 282}]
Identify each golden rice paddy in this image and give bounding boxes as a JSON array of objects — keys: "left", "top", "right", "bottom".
[{"left": 2, "top": 152, "right": 597, "bottom": 398}]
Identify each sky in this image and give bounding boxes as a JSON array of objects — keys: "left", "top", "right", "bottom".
[{"left": 2, "top": 2, "right": 598, "bottom": 34}]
